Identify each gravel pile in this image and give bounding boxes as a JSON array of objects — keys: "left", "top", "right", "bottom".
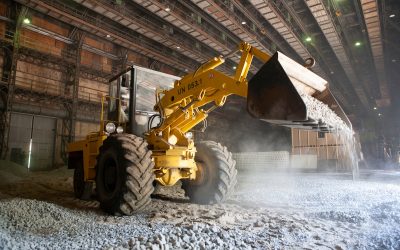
[
  {"left": 1, "top": 162, "right": 400, "bottom": 249},
  {"left": 112, "top": 224, "right": 255, "bottom": 250},
  {"left": 0, "top": 198, "right": 149, "bottom": 249},
  {"left": 237, "top": 171, "right": 400, "bottom": 249},
  {"left": 0, "top": 198, "right": 254, "bottom": 249}
]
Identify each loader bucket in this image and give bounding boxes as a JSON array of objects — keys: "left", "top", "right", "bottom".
[{"left": 247, "top": 52, "right": 351, "bottom": 131}]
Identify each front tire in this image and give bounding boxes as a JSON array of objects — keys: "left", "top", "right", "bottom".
[
  {"left": 96, "top": 134, "right": 154, "bottom": 215},
  {"left": 182, "top": 141, "right": 237, "bottom": 204}
]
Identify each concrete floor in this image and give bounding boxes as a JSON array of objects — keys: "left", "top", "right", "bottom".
[{"left": 0, "top": 161, "right": 399, "bottom": 249}]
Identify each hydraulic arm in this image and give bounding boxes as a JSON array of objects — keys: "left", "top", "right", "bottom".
[
  {"left": 145, "top": 42, "right": 269, "bottom": 186},
  {"left": 145, "top": 41, "right": 345, "bottom": 186}
]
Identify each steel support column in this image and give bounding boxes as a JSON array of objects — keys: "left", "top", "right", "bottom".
[
  {"left": 61, "top": 28, "right": 85, "bottom": 162},
  {"left": 0, "top": 5, "right": 28, "bottom": 159}
]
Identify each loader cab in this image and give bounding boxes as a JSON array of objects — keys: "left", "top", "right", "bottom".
[
  {"left": 106, "top": 66, "right": 180, "bottom": 136},
  {"left": 107, "top": 67, "right": 137, "bottom": 135}
]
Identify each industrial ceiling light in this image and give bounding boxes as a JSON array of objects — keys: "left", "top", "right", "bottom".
[
  {"left": 241, "top": 21, "right": 246, "bottom": 25},
  {"left": 355, "top": 41, "right": 361, "bottom": 47},
  {"left": 389, "top": 14, "right": 395, "bottom": 18},
  {"left": 106, "top": 34, "right": 111, "bottom": 38},
  {"left": 378, "top": 113, "right": 382, "bottom": 116},
  {"left": 176, "top": 46, "right": 180, "bottom": 49},
  {"left": 233, "top": 66, "right": 237, "bottom": 70},
  {"left": 305, "top": 36, "right": 312, "bottom": 42},
  {"left": 165, "top": 7, "right": 171, "bottom": 12},
  {"left": 23, "top": 18, "right": 31, "bottom": 24},
  {"left": 373, "top": 107, "right": 377, "bottom": 110}
]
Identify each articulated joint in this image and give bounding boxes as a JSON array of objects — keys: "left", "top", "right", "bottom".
[
  {"left": 152, "top": 146, "right": 197, "bottom": 186},
  {"left": 239, "top": 42, "right": 252, "bottom": 52}
]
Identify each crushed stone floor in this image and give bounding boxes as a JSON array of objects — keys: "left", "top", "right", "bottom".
[{"left": 0, "top": 161, "right": 400, "bottom": 249}]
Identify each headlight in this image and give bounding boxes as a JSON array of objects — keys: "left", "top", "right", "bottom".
[
  {"left": 184, "top": 132, "right": 193, "bottom": 139},
  {"left": 105, "top": 122, "right": 116, "bottom": 133},
  {"left": 116, "top": 126, "right": 124, "bottom": 134}
]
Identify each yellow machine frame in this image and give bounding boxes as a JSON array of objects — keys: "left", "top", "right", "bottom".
[
  {"left": 68, "top": 42, "right": 272, "bottom": 186},
  {"left": 146, "top": 42, "right": 271, "bottom": 186},
  {"left": 68, "top": 96, "right": 121, "bottom": 181}
]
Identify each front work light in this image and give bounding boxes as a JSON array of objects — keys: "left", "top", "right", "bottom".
[
  {"left": 105, "top": 122, "right": 116, "bottom": 133},
  {"left": 116, "top": 126, "right": 124, "bottom": 134}
]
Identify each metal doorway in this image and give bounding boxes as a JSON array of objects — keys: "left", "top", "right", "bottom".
[{"left": 9, "top": 113, "right": 56, "bottom": 170}]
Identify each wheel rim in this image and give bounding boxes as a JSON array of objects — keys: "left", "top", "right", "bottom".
[{"left": 103, "top": 158, "right": 118, "bottom": 194}]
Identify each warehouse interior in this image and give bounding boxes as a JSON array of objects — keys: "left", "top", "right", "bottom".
[{"left": 0, "top": 0, "right": 399, "bottom": 248}]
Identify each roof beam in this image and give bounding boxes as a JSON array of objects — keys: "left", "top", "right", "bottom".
[
  {"left": 360, "top": 0, "right": 391, "bottom": 107},
  {"left": 247, "top": 0, "right": 326, "bottom": 78},
  {"left": 75, "top": 0, "right": 209, "bottom": 64},
  {"left": 304, "top": 0, "right": 370, "bottom": 108},
  {"left": 190, "top": 0, "right": 272, "bottom": 54},
  {"left": 15, "top": 0, "right": 199, "bottom": 72},
  {"left": 130, "top": 0, "right": 233, "bottom": 55}
]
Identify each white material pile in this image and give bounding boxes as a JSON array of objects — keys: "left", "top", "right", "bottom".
[
  {"left": 300, "top": 93, "right": 359, "bottom": 175},
  {"left": 300, "top": 93, "right": 350, "bottom": 131},
  {"left": 1, "top": 161, "right": 400, "bottom": 249}
]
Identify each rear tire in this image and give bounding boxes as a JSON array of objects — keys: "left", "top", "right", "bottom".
[
  {"left": 96, "top": 134, "right": 154, "bottom": 215},
  {"left": 73, "top": 162, "right": 93, "bottom": 200},
  {"left": 182, "top": 141, "right": 237, "bottom": 204}
]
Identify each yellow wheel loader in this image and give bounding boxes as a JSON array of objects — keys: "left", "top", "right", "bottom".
[{"left": 67, "top": 42, "right": 350, "bottom": 215}]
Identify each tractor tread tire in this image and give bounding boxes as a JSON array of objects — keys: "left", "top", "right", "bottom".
[
  {"left": 182, "top": 141, "right": 237, "bottom": 204},
  {"left": 96, "top": 134, "right": 154, "bottom": 215}
]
